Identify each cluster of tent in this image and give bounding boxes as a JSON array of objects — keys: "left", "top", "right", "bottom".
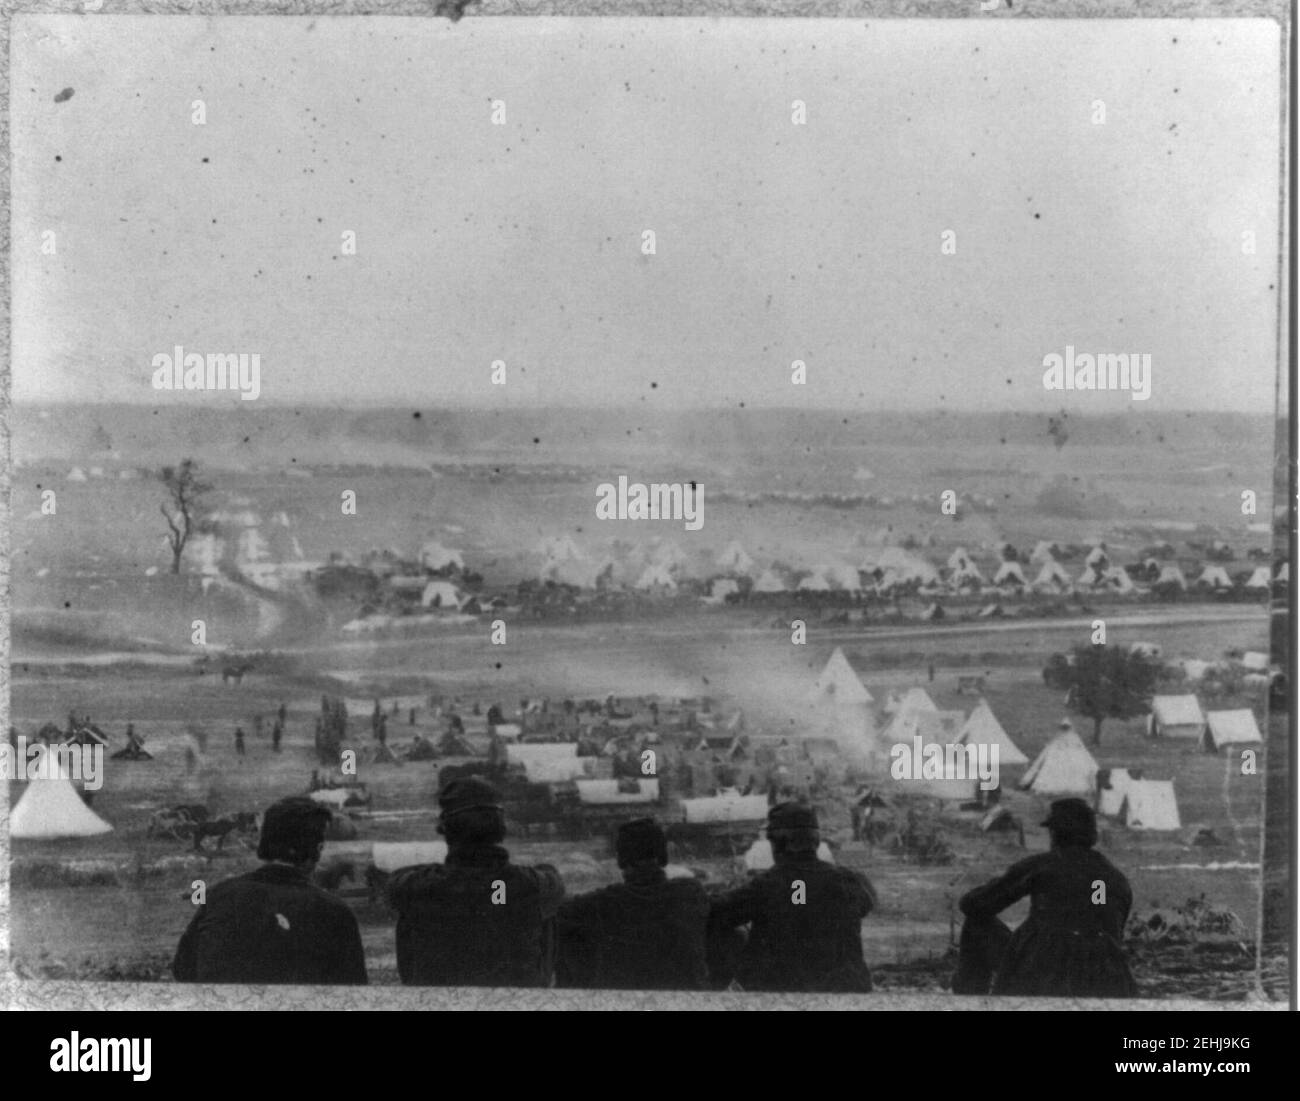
[
  {"left": 807, "top": 649, "right": 1267, "bottom": 833},
  {"left": 1147, "top": 695, "right": 1264, "bottom": 754},
  {"left": 807, "top": 648, "right": 1029, "bottom": 796}
]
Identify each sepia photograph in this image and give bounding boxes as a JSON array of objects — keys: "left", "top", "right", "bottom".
[{"left": 1, "top": 0, "right": 1292, "bottom": 1028}]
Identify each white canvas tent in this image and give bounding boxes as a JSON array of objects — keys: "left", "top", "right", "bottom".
[
  {"left": 1244, "top": 566, "right": 1272, "bottom": 591},
  {"left": 809, "top": 648, "right": 873, "bottom": 706},
  {"left": 505, "top": 742, "right": 592, "bottom": 782},
  {"left": 575, "top": 779, "right": 660, "bottom": 805},
  {"left": 797, "top": 571, "right": 832, "bottom": 592},
  {"left": 957, "top": 700, "right": 1029, "bottom": 766},
  {"left": 1096, "top": 767, "right": 1141, "bottom": 818},
  {"left": 947, "top": 547, "right": 973, "bottom": 571},
  {"left": 1030, "top": 541, "right": 1061, "bottom": 563},
  {"left": 821, "top": 562, "right": 863, "bottom": 592},
  {"left": 421, "top": 580, "right": 462, "bottom": 608},
  {"left": 634, "top": 563, "right": 678, "bottom": 592},
  {"left": 879, "top": 687, "right": 938, "bottom": 739},
  {"left": 10, "top": 775, "right": 113, "bottom": 839},
  {"left": 753, "top": 569, "right": 787, "bottom": 594},
  {"left": 1202, "top": 709, "right": 1263, "bottom": 753},
  {"left": 1240, "top": 651, "right": 1270, "bottom": 672},
  {"left": 681, "top": 793, "right": 768, "bottom": 823},
  {"left": 1019, "top": 727, "right": 1098, "bottom": 797},
  {"left": 1147, "top": 695, "right": 1206, "bottom": 740},
  {"left": 1120, "top": 780, "right": 1181, "bottom": 830}
]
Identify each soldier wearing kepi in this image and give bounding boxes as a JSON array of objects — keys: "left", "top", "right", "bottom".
[
  {"left": 955, "top": 797, "right": 1136, "bottom": 997},
  {"left": 388, "top": 777, "right": 565, "bottom": 986},
  {"left": 708, "top": 802, "right": 876, "bottom": 993},
  {"left": 172, "top": 796, "right": 367, "bottom": 984},
  {"left": 556, "top": 817, "right": 709, "bottom": 990}
]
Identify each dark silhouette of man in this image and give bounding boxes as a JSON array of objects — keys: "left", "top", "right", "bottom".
[
  {"left": 708, "top": 802, "right": 875, "bottom": 992},
  {"left": 557, "top": 818, "right": 708, "bottom": 990},
  {"left": 954, "top": 798, "right": 1136, "bottom": 997},
  {"left": 388, "top": 777, "right": 564, "bottom": 986},
  {"left": 173, "top": 796, "right": 366, "bottom": 984}
]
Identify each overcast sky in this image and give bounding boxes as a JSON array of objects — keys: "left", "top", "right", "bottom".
[{"left": 10, "top": 15, "right": 1283, "bottom": 412}]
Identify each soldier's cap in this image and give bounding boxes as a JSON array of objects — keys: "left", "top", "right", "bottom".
[
  {"left": 766, "top": 801, "right": 819, "bottom": 834},
  {"left": 439, "top": 776, "right": 504, "bottom": 818},
  {"left": 1041, "top": 797, "right": 1095, "bottom": 831},
  {"left": 616, "top": 817, "right": 668, "bottom": 866},
  {"left": 257, "top": 796, "right": 332, "bottom": 861}
]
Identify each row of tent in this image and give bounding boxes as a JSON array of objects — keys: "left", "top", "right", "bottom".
[
  {"left": 530, "top": 535, "right": 1286, "bottom": 595},
  {"left": 1148, "top": 695, "right": 1264, "bottom": 752}
]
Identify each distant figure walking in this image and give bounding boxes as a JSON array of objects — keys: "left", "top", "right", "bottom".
[
  {"left": 234, "top": 727, "right": 246, "bottom": 757},
  {"left": 277, "top": 702, "right": 288, "bottom": 726},
  {"left": 954, "top": 798, "right": 1136, "bottom": 997},
  {"left": 272, "top": 720, "right": 283, "bottom": 753}
]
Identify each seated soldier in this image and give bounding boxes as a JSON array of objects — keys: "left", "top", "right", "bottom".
[
  {"left": 556, "top": 818, "right": 709, "bottom": 990},
  {"left": 172, "top": 796, "right": 367, "bottom": 984},
  {"left": 708, "top": 802, "right": 876, "bottom": 993},
  {"left": 955, "top": 797, "right": 1137, "bottom": 997},
  {"left": 388, "top": 777, "right": 565, "bottom": 986}
]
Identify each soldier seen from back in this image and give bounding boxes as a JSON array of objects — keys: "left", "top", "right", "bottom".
[
  {"left": 955, "top": 797, "right": 1137, "bottom": 997},
  {"left": 708, "top": 802, "right": 876, "bottom": 993},
  {"left": 387, "top": 777, "right": 565, "bottom": 986},
  {"left": 556, "top": 818, "right": 709, "bottom": 990},
  {"left": 172, "top": 796, "right": 367, "bottom": 984}
]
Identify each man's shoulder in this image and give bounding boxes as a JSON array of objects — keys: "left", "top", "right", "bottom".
[
  {"left": 387, "top": 862, "right": 451, "bottom": 904},
  {"left": 209, "top": 868, "right": 351, "bottom": 914}
]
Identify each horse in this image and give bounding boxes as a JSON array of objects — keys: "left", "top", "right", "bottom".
[
  {"left": 147, "top": 804, "right": 209, "bottom": 840},
  {"left": 192, "top": 811, "right": 259, "bottom": 853},
  {"left": 222, "top": 662, "right": 254, "bottom": 686}
]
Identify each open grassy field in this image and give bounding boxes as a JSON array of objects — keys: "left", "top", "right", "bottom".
[{"left": 8, "top": 607, "right": 1273, "bottom": 997}]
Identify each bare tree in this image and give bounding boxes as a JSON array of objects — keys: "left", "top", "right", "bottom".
[{"left": 160, "top": 459, "right": 213, "bottom": 574}]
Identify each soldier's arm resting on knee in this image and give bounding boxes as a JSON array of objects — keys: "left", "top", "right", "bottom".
[{"left": 959, "top": 857, "right": 1038, "bottom": 918}]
